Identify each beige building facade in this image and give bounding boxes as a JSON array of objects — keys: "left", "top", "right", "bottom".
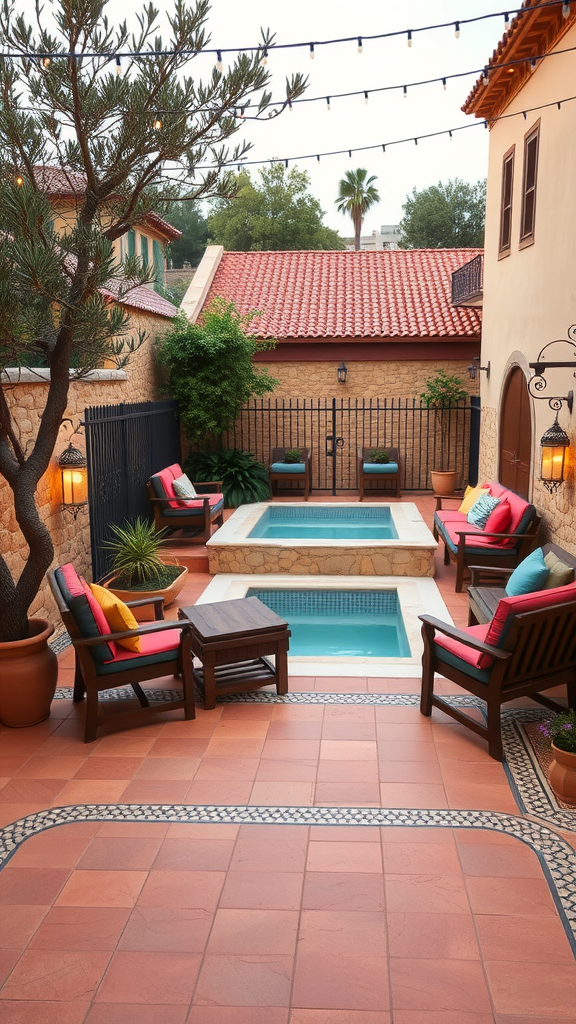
[{"left": 463, "top": 2, "right": 576, "bottom": 551}]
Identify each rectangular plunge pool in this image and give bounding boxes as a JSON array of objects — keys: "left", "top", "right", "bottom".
[
  {"left": 247, "top": 505, "right": 398, "bottom": 541},
  {"left": 247, "top": 587, "right": 410, "bottom": 658}
]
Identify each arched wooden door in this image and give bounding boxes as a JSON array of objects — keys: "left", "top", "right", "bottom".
[{"left": 499, "top": 366, "right": 532, "bottom": 499}]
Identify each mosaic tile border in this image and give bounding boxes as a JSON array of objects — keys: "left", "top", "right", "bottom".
[
  {"left": 0, "top": 802, "right": 575, "bottom": 954},
  {"left": 54, "top": 686, "right": 485, "bottom": 707}
]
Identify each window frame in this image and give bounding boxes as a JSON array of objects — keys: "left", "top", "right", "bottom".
[
  {"left": 519, "top": 120, "right": 540, "bottom": 249},
  {"left": 498, "top": 145, "right": 515, "bottom": 258}
]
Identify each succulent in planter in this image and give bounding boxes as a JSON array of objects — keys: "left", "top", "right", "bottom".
[
  {"left": 283, "top": 448, "right": 302, "bottom": 464},
  {"left": 368, "top": 448, "right": 390, "bottom": 464},
  {"left": 539, "top": 710, "right": 576, "bottom": 754},
  {"left": 102, "top": 518, "right": 181, "bottom": 591}
]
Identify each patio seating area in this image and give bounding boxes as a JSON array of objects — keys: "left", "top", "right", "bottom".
[{"left": 1, "top": 494, "right": 575, "bottom": 1022}]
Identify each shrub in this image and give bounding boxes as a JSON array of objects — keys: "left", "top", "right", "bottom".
[
  {"left": 186, "top": 449, "right": 270, "bottom": 508},
  {"left": 539, "top": 710, "right": 576, "bottom": 754},
  {"left": 368, "top": 448, "right": 389, "bottom": 464},
  {"left": 283, "top": 448, "right": 302, "bottom": 464},
  {"left": 102, "top": 518, "right": 175, "bottom": 588}
]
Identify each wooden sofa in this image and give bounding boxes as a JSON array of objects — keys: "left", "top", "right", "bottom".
[
  {"left": 357, "top": 447, "right": 401, "bottom": 500},
  {"left": 147, "top": 463, "right": 224, "bottom": 544},
  {"left": 434, "top": 481, "right": 541, "bottom": 592},
  {"left": 467, "top": 543, "right": 576, "bottom": 625}
]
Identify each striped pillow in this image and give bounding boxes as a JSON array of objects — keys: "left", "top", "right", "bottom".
[{"left": 467, "top": 493, "right": 500, "bottom": 529}]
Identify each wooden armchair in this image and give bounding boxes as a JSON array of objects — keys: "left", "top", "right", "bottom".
[
  {"left": 48, "top": 564, "right": 195, "bottom": 742},
  {"left": 147, "top": 463, "right": 224, "bottom": 544},
  {"left": 467, "top": 543, "right": 576, "bottom": 626},
  {"left": 420, "top": 585, "right": 576, "bottom": 760},
  {"left": 358, "top": 447, "right": 401, "bottom": 500},
  {"left": 269, "top": 447, "right": 311, "bottom": 500}
]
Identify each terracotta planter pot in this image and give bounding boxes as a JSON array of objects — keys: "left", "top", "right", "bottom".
[
  {"left": 431, "top": 470, "right": 460, "bottom": 496},
  {"left": 0, "top": 618, "right": 58, "bottom": 727},
  {"left": 101, "top": 557, "right": 189, "bottom": 622},
  {"left": 549, "top": 743, "right": 576, "bottom": 806}
]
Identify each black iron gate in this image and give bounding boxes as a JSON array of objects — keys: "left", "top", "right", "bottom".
[
  {"left": 84, "top": 399, "right": 181, "bottom": 580},
  {"left": 223, "top": 396, "right": 475, "bottom": 494}
]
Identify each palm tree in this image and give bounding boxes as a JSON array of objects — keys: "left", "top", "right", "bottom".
[{"left": 335, "top": 169, "right": 380, "bottom": 250}]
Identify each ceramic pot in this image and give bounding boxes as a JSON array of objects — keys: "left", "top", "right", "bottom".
[
  {"left": 549, "top": 743, "right": 576, "bottom": 806},
  {"left": 430, "top": 470, "right": 459, "bottom": 496},
  {"left": 101, "top": 557, "right": 188, "bottom": 621},
  {"left": 0, "top": 618, "right": 58, "bottom": 727}
]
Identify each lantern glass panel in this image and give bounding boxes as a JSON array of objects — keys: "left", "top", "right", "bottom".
[
  {"left": 541, "top": 445, "right": 566, "bottom": 484},
  {"left": 61, "top": 467, "right": 88, "bottom": 506}
]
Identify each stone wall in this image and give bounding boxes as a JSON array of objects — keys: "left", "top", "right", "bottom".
[
  {"left": 1, "top": 310, "right": 170, "bottom": 627},
  {"left": 260, "top": 360, "right": 479, "bottom": 399}
]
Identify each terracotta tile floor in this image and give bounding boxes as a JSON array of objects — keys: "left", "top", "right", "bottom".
[{"left": 0, "top": 494, "right": 575, "bottom": 1022}]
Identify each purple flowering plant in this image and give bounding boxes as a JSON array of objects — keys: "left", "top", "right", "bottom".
[{"left": 539, "top": 709, "right": 576, "bottom": 753}]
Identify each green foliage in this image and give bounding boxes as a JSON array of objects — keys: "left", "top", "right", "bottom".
[
  {"left": 103, "top": 518, "right": 167, "bottom": 587},
  {"left": 540, "top": 710, "right": 576, "bottom": 754},
  {"left": 335, "top": 169, "right": 380, "bottom": 250},
  {"left": 208, "top": 165, "right": 346, "bottom": 251},
  {"left": 283, "top": 448, "right": 302, "bottom": 464},
  {"left": 420, "top": 369, "right": 468, "bottom": 409},
  {"left": 399, "top": 179, "right": 486, "bottom": 249},
  {"left": 158, "top": 299, "right": 279, "bottom": 445},
  {"left": 368, "top": 448, "right": 389, "bottom": 464},
  {"left": 165, "top": 202, "right": 208, "bottom": 269},
  {"left": 186, "top": 449, "right": 270, "bottom": 508}
]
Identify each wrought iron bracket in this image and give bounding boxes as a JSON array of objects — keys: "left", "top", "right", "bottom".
[{"left": 527, "top": 325, "right": 576, "bottom": 413}]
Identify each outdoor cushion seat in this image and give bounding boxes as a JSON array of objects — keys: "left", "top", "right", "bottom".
[
  {"left": 420, "top": 582, "right": 576, "bottom": 759},
  {"left": 147, "top": 462, "right": 224, "bottom": 542},
  {"left": 433, "top": 481, "right": 540, "bottom": 592},
  {"left": 270, "top": 461, "right": 306, "bottom": 473},
  {"left": 362, "top": 462, "right": 399, "bottom": 474},
  {"left": 48, "top": 563, "right": 195, "bottom": 742}
]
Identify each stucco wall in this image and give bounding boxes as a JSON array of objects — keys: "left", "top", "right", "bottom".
[
  {"left": 478, "top": 21, "right": 576, "bottom": 552},
  {"left": 259, "top": 359, "right": 478, "bottom": 399},
  {"left": 0, "top": 310, "right": 169, "bottom": 627}
]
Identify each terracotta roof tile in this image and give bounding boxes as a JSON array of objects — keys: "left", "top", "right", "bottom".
[
  {"left": 202, "top": 249, "right": 482, "bottom": 340},
  {"left": 101, "top": 282, "right": 177, "bottom": 319}
]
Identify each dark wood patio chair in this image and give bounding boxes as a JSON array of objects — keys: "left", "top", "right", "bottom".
[
  {"left": 419, "top": 585, "right": 576, "bottom": 760},
  {"left": 147, "top": 463, "right": 224, "bottom": 544},
  {"left": 357, "top": 447, "right": 401, "bottom": 500},
  {"left": 269, "top": 447, "right": 311, "bottom": 500},
  {"left": 48, "top": 564, "right": 195, "bottom": 742},
  {"left": 467, "top": 543, "right": 576, "bottom": 626}
]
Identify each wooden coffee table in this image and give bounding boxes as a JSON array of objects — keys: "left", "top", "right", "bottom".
[{"left": 178, "top": 597, "right": 291, "bottom": 710}]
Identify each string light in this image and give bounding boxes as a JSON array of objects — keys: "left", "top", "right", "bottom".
[
  {"left": 563, "top": 2, "right": 571, "bottom": 17},
  {"left": 403, "top": 85, "right": 407, "bottom": 98},
  {"left": 364, "top": 91, "right": 369, "bottom": 104},
  {"left": 153, "top": 116, "right": 163, "bottom": 129},
  {"left": 326, "top": 96, "right": 330, "bottom": 112},
  {"left": 115, "top": 55, "right": 121, "bottom": 75},
  {"left": 260, "top": 48, "right": 268, "bottom": 66},
  {"left": 407, "top": 30, "right": 412, "bottom": 47},
  {"left": 454, "top": 21, "right": 460, "bottom": 38},
  {"left": 504, "top": 12, "right": 511, "bottom": 29},
  {"left": 216, "top": 50, "right": 223, "bottom": 73},
  {"left": 530, "top": 57, "right": 537, "bottom": 70},
  {"left": 442, "top": 77, "right": 447, "bottom": 89},
  {"left": 15, "top": 175, "right": 24, "bottom": 186},
  {"left": 309, "top": 43, "right": 315, "bottom": 59},
  {"left": 41, "top": 56, "right": 51, "bottom": 68},
  {"left": 357, "top": 36, "right": 362, "bottom": 53}
]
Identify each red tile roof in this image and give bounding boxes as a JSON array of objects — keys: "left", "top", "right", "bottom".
[
  {"left": 202, "top": 249, "right": 482, "bottom": 340},
  {"left": 101, "top": 281, "right": 177, "bottom": 319}
]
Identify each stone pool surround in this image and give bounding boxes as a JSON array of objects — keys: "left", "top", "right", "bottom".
[
  {"left": 207, "top": 501, "right": 437, "bottom": 577},
  {"left": 196, "top": 573, "right": 449, "bottom": 676}
]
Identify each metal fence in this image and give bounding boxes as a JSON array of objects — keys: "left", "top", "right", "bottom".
[
  {"left": 222, "top": 397, "right": 477, "bottom": 494},
  {"left": 84, "top": 399, "right": 181, "bottom": 580}
]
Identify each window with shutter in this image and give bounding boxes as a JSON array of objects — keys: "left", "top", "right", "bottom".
[
  {"left": 498, "top": 147, "right": 514, "bottom": 256},
  {"left": 520, "top": 122, "right": 540, "bottom": 247}
]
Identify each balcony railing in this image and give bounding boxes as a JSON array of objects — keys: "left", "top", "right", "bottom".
[{"left": 451, "top": 253, "right": 483, "bottom": 307}]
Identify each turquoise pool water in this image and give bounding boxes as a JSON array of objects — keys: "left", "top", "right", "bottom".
[
  {"left": 248, "top": 506, "right": 398, "bottom": 541},
  {"left": 247, "top": 588, "right": 410, "bottom": 658}
]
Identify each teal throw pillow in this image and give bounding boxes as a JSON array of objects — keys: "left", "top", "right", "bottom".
[
  {"left": 505, "top": 547, "right": 550, "bottom": 597},
  {"left": 466, "top": 493, "right": 500, "bottom": 529}
]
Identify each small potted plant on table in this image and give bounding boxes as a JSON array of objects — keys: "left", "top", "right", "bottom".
[
  {"left": 540, "top": 710, "right": 576, "bottom": 805},
  {"left": 421, "top": 369, "right": 468, "bottom": 496},
  {"left": 100, "top": 518, "right": 188, "bottom": 619}
]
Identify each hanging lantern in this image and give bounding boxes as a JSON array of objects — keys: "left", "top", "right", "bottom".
[
  {"left": 337, "top": 362, "right": 348, "bottom": 384},
  {"left": 540, "top": 414, "right": 570, "bottom": 493},
  {"left": 59, "top": 443, "right": 88, "bottom": 517}
]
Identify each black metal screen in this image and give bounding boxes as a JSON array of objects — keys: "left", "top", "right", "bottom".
[
  {"left": 223, "top": 396, "right": 475, "bottom": 494},
  {"left": 84, "top": 399, "right": 181, "bottom": 580}
]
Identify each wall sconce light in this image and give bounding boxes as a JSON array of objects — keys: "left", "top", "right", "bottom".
[
  {"left": 58, "top": 442, "right": 88, "bottom": 518},
  {"left": 540, "top": 412, "right": 571, "bottom": 493},
  {"left": 337, "top": 362, "right": 348, "bottom": 384},
  {"left": 467, "top": 356, "right": 490, "bottom": 381}
]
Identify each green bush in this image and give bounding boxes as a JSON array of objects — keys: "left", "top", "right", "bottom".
[
  {"left": 186, "top": 449, "right": 270, "bottom": 508},
  {"left": 368, "top": 448, "right": 389, "bottom": 464},
  {"left": 283, "top": 448, "right": 302, "bottom": 464}
]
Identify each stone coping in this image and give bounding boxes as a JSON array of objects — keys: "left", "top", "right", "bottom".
[
  {"left": 1, "top": 367, "right": 127, "bottom": 384},
  {"left": 194, "top": 574, "right": 450, "bottom": 677}
]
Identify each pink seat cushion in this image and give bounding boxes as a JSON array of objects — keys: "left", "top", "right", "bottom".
[
  {"left": 435, "top": 510, "right": 467, "bottom": 524},
  {"left": 434, "top": 623, "right": 490, "bottom": 670},
  {"left": 103, "top": 628, "right": 181, "bottom": 665},
  {"left": 485, "top": 583, "right": 576, "bottom": 651}
]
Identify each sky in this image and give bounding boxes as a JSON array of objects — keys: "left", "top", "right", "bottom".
[{"left": 185, "top": 0, "right": 507, "bottom": 233}]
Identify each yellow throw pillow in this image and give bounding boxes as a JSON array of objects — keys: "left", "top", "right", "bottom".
[
  {"left": 458, "top": 485, "right": 489, "bottom": 515},
  {"left": 89, "top": 583, "right": 141, "bottom": 653}
]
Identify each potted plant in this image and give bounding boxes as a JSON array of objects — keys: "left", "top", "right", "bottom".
[
  {"left": 99, "top": 518, "right": 188, "bottom": 620},
  {"left": 539, "top": 711, "right": 576, "bottom": 805},
  {"left": 283, "top": 448, "right": 303, "bottom": 464},
  {"left": 367, "top": 448, "right": 390, "bottom": 464},
  {"left": 420, "top": 369, "right": 468, "bottom": 495}
]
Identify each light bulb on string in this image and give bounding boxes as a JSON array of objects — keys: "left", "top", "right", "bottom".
[
  {"left": 454, "top": 21, "right": 460, "bottom": 38},
  {"left": 41, "top": 56, "right": 51, "bottom": 68},
  {"left": 153, "top": 116, "right": 163, "bottom": 129},
  {"left": 442, "top": 78, "right": 447, "bottom": 90},
  {"left": 407, "top": 30, "right": 412, "bottom": 47},
  {"left": 115, "top": 56, "right": 121, "bottom": 75},
  {"left": 504, "top": 13, "right": 510, "bottom": 30},
  {"left": 326, "top": 96, "right": 330, "bottom": 112},
  {"left": 364, "top": 91, "right": 369, "bottom": 104},
  {"left": 530, "top": 58, "right": 536, "bottom": 72},
  {"left": 357, "top": 37, "right": 362, "bottom": 54},
  {"left": 216, "top": 50, "right": 223, "bottom": 73},
  {"left": 563, "top": 3, "right": 571, "bottom": 18},
  {"left": 15, "top": 174, "right": 24, "bottom": 186},
  {"left": 288, "top": 100, "right": 292, "bottom": 112},
  {"left": 403, "top": 85, "right": 407, "bottom": 99},
  {"left": 309, "top": 43, "right": 315, "bottom": 59},
  {"left": 260, "top": 49, "right": 268, "bottom": 66}
]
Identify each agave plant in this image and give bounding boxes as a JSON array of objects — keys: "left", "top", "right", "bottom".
[
  {"left": 103, "top": 518, "right": 168, "bottom": 587},
  {"left": 186, "top": 448, "right": 270, "bottom": 508}
]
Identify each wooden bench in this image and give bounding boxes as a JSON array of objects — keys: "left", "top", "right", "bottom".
[{"left": 468, "top": 543, "right": 576, "bottom": 625}]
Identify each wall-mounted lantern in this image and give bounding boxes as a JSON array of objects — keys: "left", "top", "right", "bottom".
[
  {"left": 540, "top": 413, "right": 571, "bottom": 493},
  {"left": 58, "top": 442, "right": 88, "bottom": 518},
  {"left": 337, "top": 362, "right": 348, "bottom": 384},
  {"left": 467, "top": 356, "right": 490, "bottom": 381}
]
